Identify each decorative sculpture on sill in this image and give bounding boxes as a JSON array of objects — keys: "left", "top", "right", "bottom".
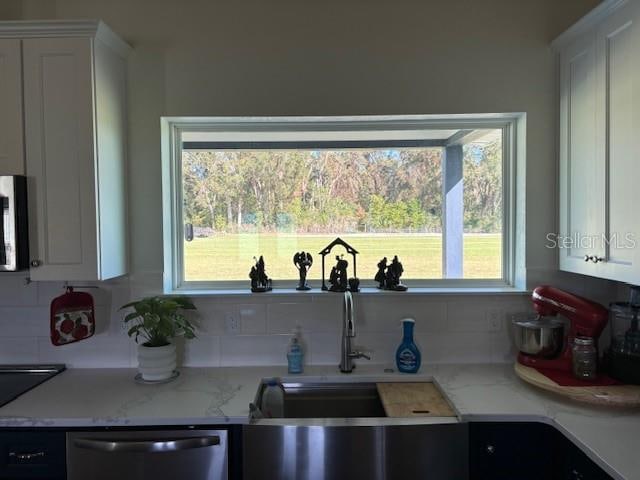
[
  {"left": 293, "top": 251, "right": 313, "bottom": 291},
  {"left": 375, "top": 254, "right": 408, "bottom": 291},
  {"left": 249, "top": 255, "right": 272, "bottom": 292},
  {"left": 318, "top": 237, "right": 359, "bottom": 292},
  {"left": 374, "top": 257, "right": 388, "bottom": 289},
  {"left": 328, "top": 255, "right": 350, "bottom": 292}
]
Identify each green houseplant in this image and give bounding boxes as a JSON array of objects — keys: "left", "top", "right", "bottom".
[{"left": 121, "top": 296, "right": 197, "bottom": 381}]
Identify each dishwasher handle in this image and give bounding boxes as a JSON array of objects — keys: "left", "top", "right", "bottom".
[{"left": 74, "top": 435, "right": 220, "bottom": 453}]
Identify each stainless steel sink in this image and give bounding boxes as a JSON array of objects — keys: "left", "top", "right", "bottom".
[
  {"left": 279, "top": 382, "right": 385, "bottom": 418},
  {"left": 247, "top": 381, "right": 467, "bottom": 479}
]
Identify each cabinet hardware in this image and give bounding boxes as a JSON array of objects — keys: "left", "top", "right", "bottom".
[
  {"left": 571, "top": 468, "right": 585, "bottom": 480},
  {"left": 584, "top": 255, "right": 593, "bottom": 262},
  {"left": 74, "top": 436, "right": 220, "bottom": 453},
  {"left": 30, "top": 260, "right": 41, "bottom": 267},
  {"left": 9, "top": 451, "right": 45, "bottom": 461},
  {"left": 485, "top": 444, "right": 495, "bottom": 454},
  {"left": 591, "top": 256, "right": 604, "bottom": 264}
]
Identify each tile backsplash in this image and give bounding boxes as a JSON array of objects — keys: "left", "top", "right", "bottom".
[{"left": 0, "top": 272, "right": 532, "bottom": 368}]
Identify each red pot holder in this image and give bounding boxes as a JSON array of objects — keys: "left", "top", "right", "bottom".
[{"left": 50, "top": 287, "right": 95, "bottom": 346}]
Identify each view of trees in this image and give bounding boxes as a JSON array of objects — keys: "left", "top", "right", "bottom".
[
  {"left": 463, "top": 141, "right": 502, "bottom": 233},
  {"left": 182, "top": 141, "right": 502, "bottom": 235}
]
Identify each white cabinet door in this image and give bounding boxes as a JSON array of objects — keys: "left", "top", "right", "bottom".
[
  {"left": 596, "top": 1, "right": 640, "bottom": 284},
  {"left": 23, "top": 37, "right": 99, "bottom": 280},
  {"left": 0, "top": 39, "right": 24, "bottom": 175},
  {"left": 559, "top": 30, "right": 604, "bottom": 276}
]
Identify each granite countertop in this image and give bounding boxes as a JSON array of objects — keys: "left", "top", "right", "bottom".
[{"left": 0, "top": 363, "right": 638, "bottom": 480}]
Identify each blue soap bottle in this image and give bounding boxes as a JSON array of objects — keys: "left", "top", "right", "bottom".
[
  {"left": 287, "top": 333, "right": 304, "bottom": 374},
  {"left": 395, "top": 318, "right": 421, "bottom": 373}
]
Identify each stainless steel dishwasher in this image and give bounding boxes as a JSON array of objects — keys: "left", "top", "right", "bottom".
[{"left": 67, "top": 429, "right": 228, "bottom": 480}]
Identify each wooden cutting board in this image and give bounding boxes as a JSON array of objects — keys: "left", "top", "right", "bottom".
[
  {"left": 515, "top": 362, "right": 640, "bottom": 407},
  {"left": 377, "top": 382, "right": 456, "bottom": 417}
]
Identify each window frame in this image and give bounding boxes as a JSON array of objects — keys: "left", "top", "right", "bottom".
[{"left": 161, "top": 114, "right": 522, "bottom": 294}]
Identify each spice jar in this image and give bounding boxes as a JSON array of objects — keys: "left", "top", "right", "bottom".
[{"left": 572, "top": 336, "right": 597, "bottom": 380}]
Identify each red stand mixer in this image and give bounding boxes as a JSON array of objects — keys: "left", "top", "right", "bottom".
[{"left": 517, "top": 286, "right": 609, "bottom": 372}]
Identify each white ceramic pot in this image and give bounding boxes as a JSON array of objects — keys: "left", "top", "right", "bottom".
[{"left": 137, "top": 343, "right": 176, "bottom": 381}]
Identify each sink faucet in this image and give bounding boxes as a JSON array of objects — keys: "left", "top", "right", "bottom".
[{"left": 339, "top": 291, "right": 370, "bottom": 373}]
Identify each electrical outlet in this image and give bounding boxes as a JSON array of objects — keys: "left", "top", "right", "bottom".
[
  {"left": 487, "top": 308, "right": 504, "bottom": 332},
  {"left": 224, "top": 312, "right": 240, "bottom": 334}
]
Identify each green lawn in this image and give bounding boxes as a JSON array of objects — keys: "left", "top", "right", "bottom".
[{"left": 184, "top": 233, "right": 501, "bottom": 282}]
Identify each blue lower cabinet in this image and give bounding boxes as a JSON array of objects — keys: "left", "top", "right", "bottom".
[
  {"left": 469, "top": 423, "right": 613, "bottom": 480},
  {"left": 470, "top": 422, "right": 558, "bottom": 480},
  {"left": 0, "top": 431, "right": 66, "bottom": 480},
  {"left": 561, "top": 439, "right": 613, "bottom": 480},
  {"left": 0, "top": 423, "right": 616, "bottom": 480}
]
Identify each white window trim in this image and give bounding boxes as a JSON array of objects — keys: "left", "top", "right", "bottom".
[{"left": 161, "top": 114, "right": 526, "bottom": 294}]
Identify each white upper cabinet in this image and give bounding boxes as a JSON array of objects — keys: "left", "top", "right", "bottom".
[
  {"left": 0, "top": 39, "right": 24, "bottom": 175},
  {"left": 0, "top": 21, "right": 131, "bottom": 281},
  {"left": 596, "top": 2, "right": 640, "bottom": 284},
  {"left": 558, "top": 29, "right": 601, "bottom": 277},
  {"left": 556, "top": 0, "right": 640, "bottom": 285}
]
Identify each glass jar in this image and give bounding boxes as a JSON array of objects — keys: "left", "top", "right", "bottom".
[
  {"left": 608, "top": 291, "right": 640, "bottom": 384},
  {"left": 572, "top": 336, "right": 597, "bottom": 381}
]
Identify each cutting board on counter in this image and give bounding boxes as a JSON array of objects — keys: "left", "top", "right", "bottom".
[
  {"left": 515, "top": 362, "right": 640, "bottom": 407},
  {"left": 377, "top": 382, "right": 456, "bottom": 417}
]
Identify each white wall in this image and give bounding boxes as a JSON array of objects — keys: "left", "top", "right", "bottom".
[
  {"left": 0, "top": 272, "right": 534, "bottom": 368},
  {"left": 0, "top": 0, "right": 623, "bottom": 368},
  {"left": 14, "top": 0, "right": 602, "bottom": 276}
]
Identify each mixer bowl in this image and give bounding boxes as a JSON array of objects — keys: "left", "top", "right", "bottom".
[{"left": 513, "top": 317, "right": 564, "bottom": 358}]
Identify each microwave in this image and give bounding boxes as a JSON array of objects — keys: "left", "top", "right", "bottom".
[{"left": 0, "top": 176, "right": 29, "bottom": 271}]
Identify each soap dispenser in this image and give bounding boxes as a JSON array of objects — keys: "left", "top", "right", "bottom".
[
  {"left": 395, "top": 318, "right": 421, "bottom": 373},
  {"left": 261, "top": 378, "right": 284, "bottom": 418},
  {"left": 287, "top": 327, "right": 304, "bottom": 374}
]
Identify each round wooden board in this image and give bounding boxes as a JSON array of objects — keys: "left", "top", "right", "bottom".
[{"left": 514, "top": 362, "right": 640, "bottom": 407}]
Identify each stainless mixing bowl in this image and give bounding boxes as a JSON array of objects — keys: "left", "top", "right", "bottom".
[{"left": 513, "top": 316, "right": 564, "bottom": 358}]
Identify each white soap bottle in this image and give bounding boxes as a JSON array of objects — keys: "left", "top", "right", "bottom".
[{"left": 261, "top": 379, "right": 284, "bottom": 418}]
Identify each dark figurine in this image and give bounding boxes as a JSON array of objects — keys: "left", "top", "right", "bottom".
[
  {"left": 374, "top": 255, "right": 408, "bottom": 291},
  {"left": 318, "top": 237, "right": 359, "bottom": 292},
  {"left": 250, "top": 255, "right": 272, "bottom": 292},
  {"left": 375, "top": 257, "right": 388, "bottom": 289},
  {"left": 329, "top": 255, "right": 350, "bottom": 292},
  {"left": 293, "top": 251, "right": 313, "bottom": 291},
  {"left": 387, "top": 255, "right": 407, "bottom": 291},
  {"left": 249, "top": 266, "right": 259, "bottom": 290}
]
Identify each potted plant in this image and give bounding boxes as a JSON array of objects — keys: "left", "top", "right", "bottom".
[{"left": 121, "top": 296, "right": 197, "bottom": 381}]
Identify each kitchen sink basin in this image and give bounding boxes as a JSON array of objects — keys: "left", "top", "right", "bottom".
[
  {"left": 278, "top": 382, "right": 386, "bottom": 418},
  {"left": 247, "top": 381, "right": 467, "bottom": 479}
]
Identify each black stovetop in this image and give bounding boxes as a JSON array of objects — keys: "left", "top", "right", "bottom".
[{"left": 0, "top": 365, "right": 66, "bottom": 407}]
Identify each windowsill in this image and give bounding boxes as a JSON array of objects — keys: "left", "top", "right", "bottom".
[{"left": 168, "top": 286, "right": 529, "bottom": 297}]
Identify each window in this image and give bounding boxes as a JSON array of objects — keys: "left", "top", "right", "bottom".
[{"left": 162, "top": 115, "right": 519, "bottom": 292}]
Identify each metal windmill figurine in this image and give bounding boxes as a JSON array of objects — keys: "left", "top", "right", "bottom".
[{"left": 318, "top": 237, "right": 360, "bottom": 292}]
